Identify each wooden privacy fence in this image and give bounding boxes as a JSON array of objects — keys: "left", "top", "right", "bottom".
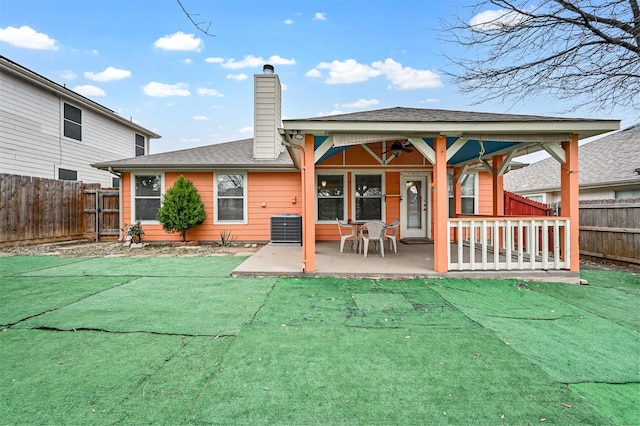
[
  {"left": 579, "top": 199, "right": 640, "bottom": 265},
  {"left": 0, "top": 173, "right": 119, "bottom": 245},
  {"left": 83, "top": 188, "right": 120, "bottom": 241}
]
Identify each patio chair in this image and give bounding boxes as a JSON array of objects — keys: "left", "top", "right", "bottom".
[
  {"left": 359, "top": 220, "right": 385, "bottom": 257},
  {"left": 336, "top": 219, "right": 358, "bottom": 253},
  {"left": 384, "top": 219, "right": 400, "bottom": 253}
]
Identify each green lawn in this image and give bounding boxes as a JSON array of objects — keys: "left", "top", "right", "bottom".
[{"left": 1, "top": 256, "right": 638, "bottom": 425}]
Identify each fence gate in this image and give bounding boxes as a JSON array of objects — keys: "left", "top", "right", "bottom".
[{"left": 84, "top": 189, "right": 120, "bottom": 241}]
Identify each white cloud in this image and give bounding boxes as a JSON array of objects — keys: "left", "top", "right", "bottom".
[
  {"left": 469, "top": 9, "right": 528, "bottom": 31},
  {"left": 84, "top": 66, "right": 131, "bottom": 82},
  {"left": 305, "top": 68, "right": 322, "bottom": 78},
  {"left": 315, "top": 59, "right": 382, "bottom": 84},
  {"left": 372, "top": 58, "right": 442, "bottom": 90},
  {"left": 308, "top": 58, "right": 442, "bottom": 90},
  {"left": 142, "top": 82, "right": 191, "bottom": 97},
  {"left": 0, "top": 25, "right": 58, "bottom": 50},
  {"left": 73, "top": 85, "right": 106, "bottom": 96},
  {"left": 205, "top": 57, "right": 224, "bottom": 63},
  {"left": 197, "top": 87, "right": 224, "bottom": 96},
  {"left": 226, "top": 73, "right": 248, "bottom": 81},
  {"left": 284, "top": 19, "right": 293, "bottom": 25},
  {"left": 60, "top": 70, "right": 77, "bottom": 80},
  {"left": 268, "top": 55, "right": 296, "bottom": 66},
  {"left": 220, "top": 54, "right": 296, "bottom": 69},
  {"left": 239, "top": 126, "right": 253, "bottom": 134},
  {"left": 340, "top": 99, "right": 379, "bottom": 108},
  {"left": 420, "top": 98, "right": 440, "bottom": 104},
  {"left": 318, "top": 110, "right": 345, "bottom": 116},
  {"left": 154, "top": 31, "right": 203, "bottom": 51},
  {"left": 184, "top": 58, "right": 193, "bottom": 64},
  {"left": 180, "top": 137, "right": 201, "bottom": 143},
  {"left": 314, "top": 12, "right": 327, "bottom": 21},
  {"left": 193, "top": 115, "right": 209, "bottom": 121}
]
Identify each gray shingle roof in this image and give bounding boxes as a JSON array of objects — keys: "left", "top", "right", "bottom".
[
  {"left": 504, "top": 124, "right": 640, "bottom": 192},
  {"left": 295, "top": 107, "right": 602, "bottom": 123},
  {"left": 92, "top": 138, "right": 295, "bottom": 171}
]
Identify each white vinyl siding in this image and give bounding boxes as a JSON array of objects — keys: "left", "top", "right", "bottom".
[{"left": 0, "top": 66, "right": 154, "bottom": 187}]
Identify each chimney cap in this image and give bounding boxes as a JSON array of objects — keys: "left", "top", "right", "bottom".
[{"left": 263, "top": 64, "right": 275, "bottom": 74}]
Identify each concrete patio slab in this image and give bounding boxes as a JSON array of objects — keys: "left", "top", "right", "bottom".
[{"left": 233, "top": 241, "right": 580, "bottom": 283}]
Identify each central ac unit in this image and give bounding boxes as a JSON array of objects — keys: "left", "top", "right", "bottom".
[{"left": 270, "top": 214, "right": 302, "bottom": 245}]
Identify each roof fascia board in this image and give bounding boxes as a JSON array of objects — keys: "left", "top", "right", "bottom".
[
  {"left": 93, "top": 164, "right": 297, "bottom": 172},
  {"left": 283, "top": 120, "right": 620, "bottom": 139}
]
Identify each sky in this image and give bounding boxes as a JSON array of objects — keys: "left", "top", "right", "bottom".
[{"left": 1, "top": 0, "right": 637, "bottom": 160}]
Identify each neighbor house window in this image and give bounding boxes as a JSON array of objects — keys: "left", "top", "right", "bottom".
[
  {"left": 133, "top": 174, "right": 162, "bottom": 222},
  {"left": 58, "top": 168, "right": 77, "bottom": 181},
  {"left": 63, "top": 103, "right": 82, "bottom": 141},
  {"left": 317, "top": 174, "right": 345, "bottom": 221},
  {"left": 215, "top": 173, "right": 246, "bottom": 222},
  {"left": 615, "top": 189, "right": 640, "bottom": 199},
  {"left": 135, "top": 134, "right": 146, "bottom": 156},
  {"left": 448, "top": 172, "right": 476, "bottom": 217},
  {"left": 354, "top": 174, "right": 383, "bottom": 221}
]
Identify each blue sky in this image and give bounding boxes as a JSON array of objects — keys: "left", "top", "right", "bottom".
[{"left": 1, "top": 0, "right": 636, "bottom": 157}]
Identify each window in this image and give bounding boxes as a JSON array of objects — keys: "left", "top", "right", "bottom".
[
  {"left": 317, "top": 174, "right": 345, "bottom": 221},
  {"left": 354, "top": 174, "right": 383, "bottom": 221},
  {"left": 448, "top": 172, "right": 476, "bottom": 217},
  {"left": 215, "top": 174, "right": 246, "bottom": 222},
  {"left": 615, "top": 189, "right": 640, "bottom": 199},
  {"left": 112, "top": 177, "right": 120, "bottom": 188},
  {"left": 133, "top": 174, "right": 162, "bottom": 222},
  {"left": 58, "top": 168, "right": 77, "bottom": 181},
  {"left": 63, "top": 103, "right": 82, "bottom": 141},
  {"left": 135, "top": 134, "right": 146, "bottom": 156}
]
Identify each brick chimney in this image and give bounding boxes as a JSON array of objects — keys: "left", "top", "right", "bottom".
[{"left": 253, "top": 64, "right": 284, "bottom": 159}]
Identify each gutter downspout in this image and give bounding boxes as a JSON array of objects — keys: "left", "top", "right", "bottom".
[{"left": 282, "top": 135, "right": 308, "bottom": 271}]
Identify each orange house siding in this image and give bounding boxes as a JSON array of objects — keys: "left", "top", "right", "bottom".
[
  {"left": 476, "top": 171, "right": 493, "bottom": 215},
  {"left": 120, "top": 148, "right": 497, "bottom": 244},
  {"left": 122, "top": 171, "right": 301, "bottom": 243}
]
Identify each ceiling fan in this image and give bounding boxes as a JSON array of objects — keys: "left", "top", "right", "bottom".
[{"left": 382, "top": 141, "right": 413, "bottom": 157}]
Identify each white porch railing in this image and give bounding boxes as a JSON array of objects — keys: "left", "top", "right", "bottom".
[{"left": 447, "top": 217, "right": 571, "bottom": 271}]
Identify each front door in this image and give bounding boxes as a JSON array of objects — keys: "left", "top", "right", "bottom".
[{"left": 400, "top": 173, "right": 430, "bottom": 239}]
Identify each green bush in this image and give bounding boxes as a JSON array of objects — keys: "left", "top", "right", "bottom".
[{"left": 156, "top": 175, "right": 207, "bottom": 242}]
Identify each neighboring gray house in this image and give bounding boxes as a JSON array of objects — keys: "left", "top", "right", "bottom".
[
  {"left": 504, "top": 124, "right": 640, "bottom": 204},
  {"left": 0, "top": 56, "right": 160, "bottom": 187}
]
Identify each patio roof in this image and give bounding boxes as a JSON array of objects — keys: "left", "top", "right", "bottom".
[{"left": 283, "top": 107, "right": 620, "bottom": 167}]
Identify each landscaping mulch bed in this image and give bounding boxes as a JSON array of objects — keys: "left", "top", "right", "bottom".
[{"left": 0, "top": 240, "right": 263, "bottom": 258}]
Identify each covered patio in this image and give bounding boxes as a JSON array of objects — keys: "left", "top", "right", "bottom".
[
  {"left": 233, "top": 241, "right": 580, "bottom": 283},
  {"left": 277, "top": 108, "right": 619, "bottom": 282}
]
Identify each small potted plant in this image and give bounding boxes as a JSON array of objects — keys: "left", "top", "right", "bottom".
[{"left": 125, "top": 221, "right": 145, "bottom": 244}]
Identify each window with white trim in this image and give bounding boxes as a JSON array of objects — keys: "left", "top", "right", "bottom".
[
  {"left": 354, "top": 173, "right": 383, "bottom": 221},
  {"left": 215, "top": 173, "right": 246, "bottom": 222},
  {"left": 58, "top": 168, "right": 77, "bottom": 181},
  {"left": 317, "top": 174, "right": 345, "bottom": 221},
  {"left": 448, "top": 172, "right": 476, "bottom": 217},
  {"left": 135, "top": 134, "right": 146, "bottom": 156},
  {"left": 63, "top": 103, "right": 82, "bottom": 141},
  {"left": 133, "top": 174, "right": 162, "bottom": 222}
]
